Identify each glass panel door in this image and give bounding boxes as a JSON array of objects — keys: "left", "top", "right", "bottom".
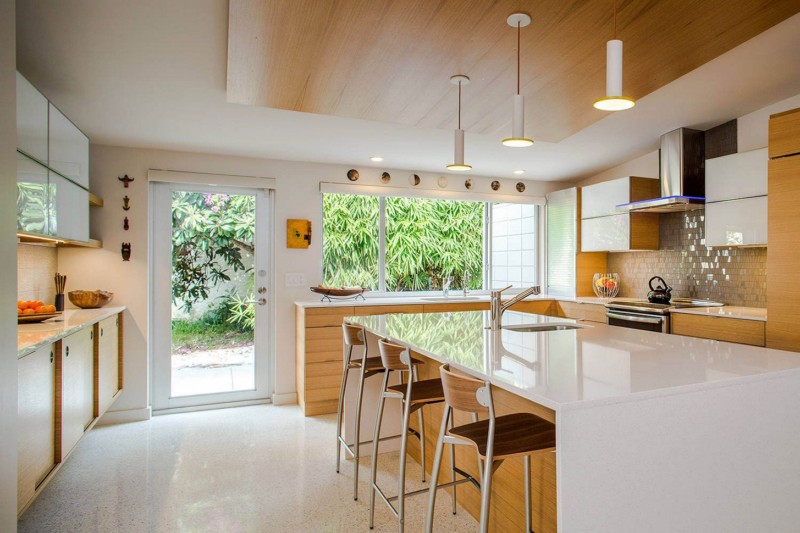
[{"left": 151, "top": 183, "right": 272, "bottom": 411}]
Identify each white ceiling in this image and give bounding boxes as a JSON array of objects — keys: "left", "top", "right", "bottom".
[{"left": 15, "top": 1, "right": 800, "bottom": 182}]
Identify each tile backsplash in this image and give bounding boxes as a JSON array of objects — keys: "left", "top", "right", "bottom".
[
  {"left": 18, "top": 243, "right": 58, "bottom": 304},
  {"left": 607, "top": 209, "right": 767, "bottom": 307}
]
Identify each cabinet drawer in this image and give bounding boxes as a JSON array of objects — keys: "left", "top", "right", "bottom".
[
  {"left": 705, "top": 197, "right": 767, "bottom": 247},
  {"left": 304, "top": 306, "right": 355, "bottom": 328},
  {"left": 422, "top": 302, "right": 489, "bottom": 313},
  {"left": 557, "top": 301, "right": 607, "bottom": 323},
  {"left": 671, "top": 313, "right": 765, "bottom": 346}
]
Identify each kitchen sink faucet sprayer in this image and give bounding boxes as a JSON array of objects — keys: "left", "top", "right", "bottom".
[{"left": 489, "top": 285, "right": 541, "bottom": 330}]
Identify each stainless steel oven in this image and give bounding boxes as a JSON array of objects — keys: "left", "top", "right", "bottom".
[{"left": 606, "top": 309, "right": 669, "bottom": 333}]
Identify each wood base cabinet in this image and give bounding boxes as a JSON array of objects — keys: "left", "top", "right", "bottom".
[
  {"left": 61, "top": 327, "right": 94, "bottom": 456},
  {"left": 97, "top": 315, "right": 121, "bottom": 415},
  {"left": 17, "top": 345, "right": 56, "bottom": 514}
]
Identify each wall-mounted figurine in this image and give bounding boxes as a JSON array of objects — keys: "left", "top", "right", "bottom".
[
  {"left": 491, "top": 180, "right": 500, "bottom": 191},
  {"left": 409, "top": 174, "right": 420, "bottom": 186},
  {"left": 464, "top": 178, "right": 473, "bottom": 190},
  {"left": 123, "top": 195, "right": 131, "bottom": 211},
  {"left": 121, "top": 242, "right": 131, "bottom": 261},
  {"left": 516, "top": 182, "right": 526, "bottom": 193},
  {"left": 123, "top": 217, "right": 130, "bottom": 231},
  {"left": 437, "top": 176, "right": 448, "bottom": 189},
  {"left": 347, "top": 169, "right": 360, "bottom": 182},
  {"left": 118, "top": 174, "right": 135, "bottom": 188},
  {"left": 380, "top": 172, "right": 391, "bottom": 183}
]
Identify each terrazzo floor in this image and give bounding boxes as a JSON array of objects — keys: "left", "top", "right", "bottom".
[{"left": 17, "top": 404, "right": 478, "bottom": 532}]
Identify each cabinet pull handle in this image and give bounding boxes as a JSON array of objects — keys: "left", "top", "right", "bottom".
[
  {"left": 90, "top": 331, "right": 93, "bottom": 340},
  {"left": 50, "top": 351, "right": 53, "bottom": 363},
  {"left": 101, "top": 328, "right": 104, "bottom": 337},
  {"left": 66, "top": 346, "right": 69, "bottom": 357}
]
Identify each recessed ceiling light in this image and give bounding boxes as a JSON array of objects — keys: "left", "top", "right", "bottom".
[
  {"left": 513, "top": 169, "right": 525, "bottom": 175},
  {"left": 370, "top": 156, "right": 384, "bottom": 162}
]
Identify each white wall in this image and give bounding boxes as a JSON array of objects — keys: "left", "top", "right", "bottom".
[
  {"left": 57, "top": 144, "right": 560, "bottom": 419},
  {"left": 0, "top": 0, "right": 18, "bottom": 528},
  {"left": 576, "top": 151, "right": 660, "bottom": 188}
]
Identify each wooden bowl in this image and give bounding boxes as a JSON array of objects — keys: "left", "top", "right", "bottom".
[{"left": 68, "top": 290, "right": 114, "bottom": 309}]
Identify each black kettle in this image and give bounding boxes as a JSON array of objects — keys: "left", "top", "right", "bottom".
[{"left": 647, "top": 276, "right": 672, "bottom": 304}]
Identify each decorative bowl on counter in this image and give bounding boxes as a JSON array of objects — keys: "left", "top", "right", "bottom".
[
  {"left": 592, "top": 273, "right": 620, "bottom": 299},
  {"left": 68, "top": 290, "right": 114, "bottom": 309},
  {"left": 310, "top": 286, "right": 367, "bottom": 302}
]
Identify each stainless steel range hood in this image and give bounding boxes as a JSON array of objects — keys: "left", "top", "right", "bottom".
[{"left": 617, "top": 128, "right": 705, "bottom": 213}]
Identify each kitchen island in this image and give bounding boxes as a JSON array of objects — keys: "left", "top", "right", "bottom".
[{"left": 345, "top": 310, "right": 800, "bottom": 532}]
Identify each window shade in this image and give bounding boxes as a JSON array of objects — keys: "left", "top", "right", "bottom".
[{"left": 546, "top": 187, "right": 577, "bottom": 297}]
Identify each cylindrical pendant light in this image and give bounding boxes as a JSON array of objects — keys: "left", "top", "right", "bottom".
[
  {"left": 593, "top": 0, "right": 635, "bottom": 111},
  {"left": 502, "top": 13, "right": 534, "bottom": 147},
  {"left": 447, "top": 75, "right": 472, "bottom": 171}
]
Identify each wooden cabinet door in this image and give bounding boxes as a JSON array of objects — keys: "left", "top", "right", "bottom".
[
  {"left": 769, "top": 108, "right": 800, "bottom": 159},
  {"left": 767, "top": 155, "right": 800, "bottom": 351},
  {"left": 62, "top": 327, "right": 94, "bottom": 456},
  {"left": 98, "top": 315, "right": 120, "bottom": 415},
  {"left": 17, "top": 344, "right": 56, "bottom": 513}
]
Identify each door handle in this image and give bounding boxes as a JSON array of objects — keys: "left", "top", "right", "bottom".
[{"left": 245, "top": 298, "right": 267, "bottom": 306}]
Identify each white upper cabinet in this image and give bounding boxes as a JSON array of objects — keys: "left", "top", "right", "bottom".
[
  {"left": 705, "top": 196, "right": 767, "bottom": 247},
  {"left": 49, "top": 171, "right": 89, "bottom": 242},
  {"left": 49, "top": 103, "right": 90, "bottom": 189},
  {"left": 581, "top": 178, "right": 633, "bottom": 219},
  {"left": 16, "top": 73, "right": 48, "bottom": 165},
  {"left": 581, "top": 214, "right": 631, "bottom": 252},
  {"left": 705, "top": 148, "right": 767, "bottom": 202}
]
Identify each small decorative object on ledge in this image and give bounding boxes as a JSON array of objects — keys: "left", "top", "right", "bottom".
[
  {"left": 121, "top": 242, "right": 131, "bottom": 261},
  {"left": 54, "top": 272, "right": 67, "bottom": 311},
  {"left": 516, "top": 182, "right": 526, "bottom": 192},
  {"left": 123, "top": 217, "right": 130, "bottom": 231},
  {"left": 310, "top": 285, "right": 367, "bottom": 302},
  {"left": 123, "top": 195, "right": 131, "bottom": 210},
  {"left": 464, "top": 178, "right": 473, "bottom": 190},
  {"left": 491, "top": 180, "right": 500, "bottom": 191},
  {"left": 592, "top": 273, "right": 620, "bottom": 298},
  {"left": 380, "top": 171, "right": 391, "bottom": 183},
  {"left": 409, "top": 174, "right": 420, "bottom": 186},
  {"left": 118, "top": 174, "right": 134, "bottom": 188},
  {"left": 287, "top": 219, "right": 312, "bottom": 249},
  {"left": 68, "top": 290, "right": 114, "bottom": 309},
  {"left": 347, "top": 169, "right": 360, "bottom": 181},
  {"left": 438, "top": 176, "right": 448, "bottom": 188}
]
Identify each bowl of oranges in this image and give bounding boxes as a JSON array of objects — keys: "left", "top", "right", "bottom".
[{"left": 17, "top": 300, "right": 60, "bottom": 324}]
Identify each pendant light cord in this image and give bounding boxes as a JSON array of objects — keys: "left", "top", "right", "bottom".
[
  {"left": 457, "top": 80, "right": 462, "bottom": 130},
  {"left": 516, "top": 21, "right": 521, "bottom": 95},
  {"left": 614, "top": 0, "right": 617, "bottom": 39}
]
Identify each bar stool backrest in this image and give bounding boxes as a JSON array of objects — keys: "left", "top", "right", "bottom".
[
  {"left": 378, "top": 338, "right": 412, "bottom": 371},
  {"left": 440, "top": 364, "right": 492, "bottom": 414},
  {"left": 343, "top": 323, "right": 366, "bottom": 347}
]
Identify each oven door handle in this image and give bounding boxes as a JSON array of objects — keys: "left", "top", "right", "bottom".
[{"left": 607, "top": 312, "right": 665, "bottom": 325}]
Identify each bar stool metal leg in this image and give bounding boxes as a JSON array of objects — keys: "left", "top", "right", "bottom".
[
  {"left": 353, "top": 362, "right": 368, "bottom": 501},
  {"left": 524, "top": 454, "right": 532, "bottom": 533},
  {"left": 396, "top": 377, "right": 414, "bottom": 532},
  {"left": 413, "top": 365, "right": 427, "bottom": 483},
  {"left": 335, "top": 344, "right": 353, "bottom": 474},
  {"left": 449, "top": 415, "right": 457, "bottom": 515},
  {"left": 369, "top": 371, "right": 391, "bottom": 530},
  {"left": 425, "top": 406, "right": 450, "bottom": 533}
]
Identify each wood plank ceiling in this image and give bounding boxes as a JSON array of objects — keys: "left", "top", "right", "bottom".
[{"left": 227, "top": 0, "right": 800, "bottom": 142}]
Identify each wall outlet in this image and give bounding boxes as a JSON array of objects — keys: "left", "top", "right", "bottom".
[{"left": 285, "top": 273, "right": 306, "bottom": 287}]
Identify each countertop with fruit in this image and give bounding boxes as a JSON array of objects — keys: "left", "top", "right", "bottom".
[{"left": 18, "top": 306, "right": 126, "bottom": 357}]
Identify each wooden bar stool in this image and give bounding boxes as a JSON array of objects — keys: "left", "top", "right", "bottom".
[
  {"left": 369, "top": 339, "right": 473, "bottom": 533},
  {"left": 425, "top": 364, "right": 556, "bottom": 533},
  {"left": 336, "top": 323, "right": 388, "bottom": 501}
]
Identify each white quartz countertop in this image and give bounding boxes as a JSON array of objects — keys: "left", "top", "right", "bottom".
[
  {"left": 18, "top": 306, "right": 126, "bottom": 357},
  {"left": 670, "top": 306, "right": 767, "bottom": 321},
  {"left": 295, "top": 293, "right": 611, "bottom": 308},
  {"left": 345, "top": 310, "right": 800, "bottom": 412}
]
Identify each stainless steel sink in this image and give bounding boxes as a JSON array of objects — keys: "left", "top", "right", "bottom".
[
  {"left": 503, "top": 323, "right": 588, "bottom": 332},
  {"left": 422, "top": 296, "right": 482, "bottom": 302}
]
